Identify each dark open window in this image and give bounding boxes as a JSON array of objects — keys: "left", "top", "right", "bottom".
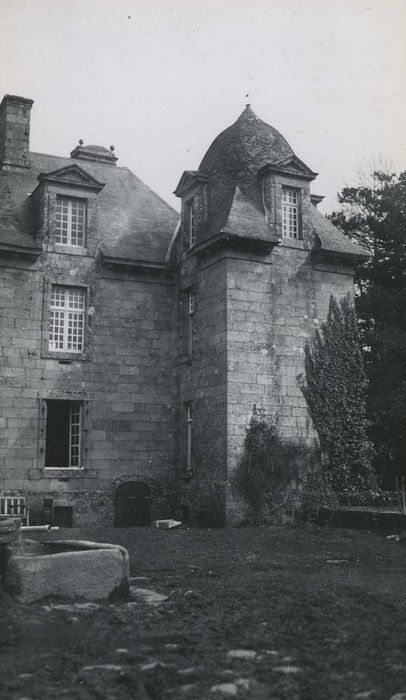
[{"left": 45, "top": 400, "right": 82, "bottom": 469}]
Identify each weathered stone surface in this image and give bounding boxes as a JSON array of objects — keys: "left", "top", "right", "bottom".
[
  {"left": 130, "top": 587, "right": 169, "bottom": 606},
  {"left": 226, "top": 649, "right": 257, "bottom": 661},
  {"left": 210, "top": 682, "right": 239, "bottom": 697},
  {"left": 4, "top": 541, "right": 129, "bottom": 603}
]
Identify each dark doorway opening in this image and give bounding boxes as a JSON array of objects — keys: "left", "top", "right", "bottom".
[
  {"left": 53, "top": 506, "right": 73, "bottom": 528},
  {"left": 115, "top": 481, "right": 152, "bottom": 527}
]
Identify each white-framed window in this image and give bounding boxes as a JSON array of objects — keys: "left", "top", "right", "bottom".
[
  {"left": 282, "top": 188, "right": 300, "bottom": 239},
  {"left": 185, "top": 199, "right": 195, "bottom": 247},
  {"left": 45, "top": 400, "right": 83, "bottom": 469},
  {"left": 55, "top": 196, "right": 86, "bottom": 247},
  {"left": 49, "top": 285, "right": 85, "bottom": 353},
  {"left": 185, "top": 402, "right": 193, "bottom": 471}
]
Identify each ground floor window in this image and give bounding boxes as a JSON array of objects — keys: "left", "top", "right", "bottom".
[{"left": 45, "top": 400, "right": 83, "bottom": 469}]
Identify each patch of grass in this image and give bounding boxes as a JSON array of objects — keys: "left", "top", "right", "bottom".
[{"left": 1, "top": 526, "right": 405, "bottom": 699}]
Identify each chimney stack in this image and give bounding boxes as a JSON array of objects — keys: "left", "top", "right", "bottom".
[{"left": 0, "top": 94, "right": 33, "bottom": 169}]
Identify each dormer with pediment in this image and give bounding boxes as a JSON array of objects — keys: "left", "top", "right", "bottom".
[
  {"left": 173, "top": 170, "right": 209, "bottom": 252},
  {"left": 32, "top": 163, "right": 105, "bottom": 255},
  {"left": 259, "top": 154, "right": 317, "bottom": 245}
]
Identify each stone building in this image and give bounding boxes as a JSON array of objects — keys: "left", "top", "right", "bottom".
[{"left": 0, "top": 94, "right": 366, "bottom": 526}]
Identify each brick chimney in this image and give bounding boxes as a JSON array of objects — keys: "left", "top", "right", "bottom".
[{"left": 0, "top": 94, "right": 33, "bottom": 169}]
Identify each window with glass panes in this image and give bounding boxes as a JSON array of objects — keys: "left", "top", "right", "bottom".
[
  {"left": 55, "top": 196, "right": 86, "bottom": 247},
  {"left": 282, "top": 188, "right": 300, "bottom": 238},
  {"left": 49, "top": 285, "right": 85, "bottom": 352},
  {"left": 45, "top": 400, "right": 82, "bottom": 469}
]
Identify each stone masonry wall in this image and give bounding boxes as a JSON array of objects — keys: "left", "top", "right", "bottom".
[
  {"left": 175, "top": 253, "right": 228, "bottom": 525},
  {"left": 225, "top": 242, "right": 356, "bottom": 522},
  {"left": 0, "top": 254, "right": 176, "bottom": 526}
]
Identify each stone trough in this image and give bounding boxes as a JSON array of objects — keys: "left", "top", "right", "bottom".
[{"left": 0, "top": 518, "right": 130, "bottom": 604}]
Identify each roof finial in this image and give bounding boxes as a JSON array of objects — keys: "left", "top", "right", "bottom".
[{"left": 245, "top": 93, "right": 250, "bottom": 108}]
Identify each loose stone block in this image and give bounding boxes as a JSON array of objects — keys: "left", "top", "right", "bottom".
[{"left": 3, "top": 540, "right": 130, "bottom": 603}]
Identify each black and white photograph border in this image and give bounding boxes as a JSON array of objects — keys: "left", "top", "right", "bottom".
[{"left": 0, "top": 1, "right": 405, "bottom": 699}]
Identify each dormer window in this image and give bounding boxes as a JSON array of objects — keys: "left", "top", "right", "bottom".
[
  {"left": 282, "top": 188, "right": 301, "bottom": 239},
  {"left": 185, "top": 199, "right": 196, "bottom": 248},
  {"left": 55, "top": 196, "right": 86, "bottom": 247}
]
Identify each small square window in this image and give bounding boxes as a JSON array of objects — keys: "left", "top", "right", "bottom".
[
  {"left": 55, "top": 196, "right": 86, "bottom": 247},
  {"left": 44, "top": 400, "right": 83, "bottom": 469},
  {"left": 49, "top": 285, "right": 86, "bottom": 353},
  {"left": 282, "top": 188, "right": 301, "bottom": 239}
]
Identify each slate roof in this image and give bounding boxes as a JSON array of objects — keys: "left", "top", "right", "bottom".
[
  {"left": 183, "top": 106, "right": 368, "bottom": 260},
  {"left": 311, "top": 205, "right": 368, "bottom": 260},
  {"left": 222, "top": 186, "right": 275, "bottom": 241},
  {"left": 198, "top": 105, "right": 293, "bottom": 241},
  {"left": 0, "top": 151, "right": 178, "bottom": 263}
]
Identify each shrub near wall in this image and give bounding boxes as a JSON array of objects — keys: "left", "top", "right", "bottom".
[{"left": 234, "top": 408, "right": 314, "bottom": 524}]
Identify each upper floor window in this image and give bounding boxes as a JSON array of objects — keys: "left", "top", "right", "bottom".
[
  {"left": 49, "top": 285, "right": 85, "bottom": 353},
  {"left": 282, "top": 188, "right": 301, "bottom": 239},
  {"left": 185, "top": 199, "right": 196, "bottom": 248},
  {"left": 182, "top": 288, "right": 196, "bottom": 359},
  {"left": 188, "top": 290, "right": 195, "bottom": 356},
  {"left": 55, "top": 196, "right": 86, "bottom": 247}
]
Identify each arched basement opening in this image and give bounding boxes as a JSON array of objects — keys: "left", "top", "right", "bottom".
[{"left": 114, "top": 481, "right": 152, "bottom": 527}]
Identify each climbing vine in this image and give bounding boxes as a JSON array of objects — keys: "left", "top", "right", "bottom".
[
  {"left": 234, "top": 408, "right": 312, "bottom": 523},
  {"left": 299, "top": 295, "right": 374, "bottom": 501}
]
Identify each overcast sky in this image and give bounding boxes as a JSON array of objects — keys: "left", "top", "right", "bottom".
[{"left": 0, "top": 0, "right": 405, "bottom": 214}]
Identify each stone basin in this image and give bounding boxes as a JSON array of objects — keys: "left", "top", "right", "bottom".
[{"left": 2, "top": 539, "right": 130, "bottom": 604}]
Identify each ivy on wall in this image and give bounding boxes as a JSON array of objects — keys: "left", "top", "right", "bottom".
[
  {"left": 234, "top": 408, "right": 312, "bottom": 523},
  {"left": 299, "top": 295, "right": 374, "bottom": 500}
]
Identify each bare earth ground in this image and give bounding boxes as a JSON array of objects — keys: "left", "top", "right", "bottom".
[{"left": 0, "top": 525, "right": 405, "bottom": 700}]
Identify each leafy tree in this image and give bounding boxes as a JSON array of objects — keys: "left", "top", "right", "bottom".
[
  {"left": 330, "top": 171, "right": 406, "bottom": 485},
  {"left": 300, "top": 295, "right": 374, "bottom": 498}
]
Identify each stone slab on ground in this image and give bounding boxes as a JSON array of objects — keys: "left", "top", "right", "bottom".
[
  {"left": 3, "top": 541, "right": 129, "bottom": 603},
  {"left": 318, "top": 506, "right": 406, "bottom": 532}
]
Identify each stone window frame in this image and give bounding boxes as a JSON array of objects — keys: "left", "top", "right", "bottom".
[
  {"left": 41, "top": 273, "right": 94, "bottom": 361},
  {"left": 37, "top": 392, "right": 90, "bottom": 474},
  {"left": 35, "top": 181, "right": 102, "bottom": 257},
  {"left": 281, "top": 185, "right": 302, "bottom": 240}
]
